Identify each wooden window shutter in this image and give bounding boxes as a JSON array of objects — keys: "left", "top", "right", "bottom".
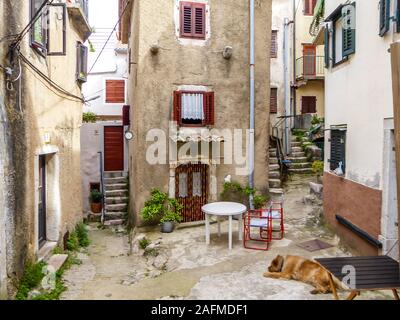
[
  {"left": 270, "top": 88, "right": 278, "bottom": 113},
  {"left": 271, "top": 30, "right": 278, "bottom": 58},
  {"left": 180, "top": 2, "right": 205, "bottom": 39},
  {"left": 123, "top": 105, "right": 130, "bottom": 126},
  {"left": 324, "top": 26, "right": 330, "bottom": 68},
  {"left": 173, "top": 91, "right": 182, "bottom": 124},
  {"left": 105, "top": 80, "right": 126, "bottom": 103},
  {"left": 205, "top": 92, "right": 214, "bottom": 125},
  {"left": 301, "top": 96, "right": 316, "bottom": 114},
  {"left": 379, "top": 0, "right": 391, "bottom": 37},
  {"left": 329, "top": 130, "right": 346, "bottom": 173},
  {"left": 304, "top": 0, "right": 310, "bottom": 15},
  {"left": 342, "top": 4, "right": 356, "bottom": 56}
]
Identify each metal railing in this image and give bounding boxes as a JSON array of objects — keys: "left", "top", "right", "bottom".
[
  {"left": 295, "top": 55, "right": 324, "bottom": 79},
  {"left": 98, "top": 151, "right": 105, "bottom": 224}
]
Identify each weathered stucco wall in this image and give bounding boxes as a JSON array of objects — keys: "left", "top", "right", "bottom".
[
  {"left": 127, "top": 0, "right": 271, "bottom": 225},
  {"left": 1, "top": 0, "right": 85, "bottom": 296},
  {"left": 296, "top": 80, "right": 325, "bottom": 117}
]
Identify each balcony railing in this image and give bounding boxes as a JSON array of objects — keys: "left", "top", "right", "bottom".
[{"left": 296, "top": 55, "right": 325, "bottom": 80}]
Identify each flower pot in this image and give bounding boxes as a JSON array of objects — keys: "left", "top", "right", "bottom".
[
  {"left": 160, "top": 221, "right": 174, "bottom": 233},
  {"left": 91, "top": 202, "right": 102, "bottom": 214}
]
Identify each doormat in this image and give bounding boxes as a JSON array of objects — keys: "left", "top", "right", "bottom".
[{"left": 297, "top": 239, "right": 334, "bottom": 252}]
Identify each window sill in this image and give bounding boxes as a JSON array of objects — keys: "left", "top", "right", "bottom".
[{"left": 332, "top": 56, "right": 349, "bottom": 69}]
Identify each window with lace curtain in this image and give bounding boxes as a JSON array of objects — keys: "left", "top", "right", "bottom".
[{"left": 173, "top": 91, "right": 215, "bottom": 126}]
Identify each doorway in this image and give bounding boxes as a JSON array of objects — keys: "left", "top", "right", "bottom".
[
  {"left": 303, "top": 44, "right": 316, "bottom": 76},
  {"left": 38, "top": 155, "right": 47, "bottom": 248},
  {"left": 175, "top": 163, "right": 208, "bottom": 222},
  {"left": 104, "top": 126, "right": 124, "bottom": 171}
]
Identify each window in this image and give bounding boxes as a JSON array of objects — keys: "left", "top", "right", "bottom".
[
  {"left": 30, "top": 0, "right": 47, "bottom": 55},
  {"left": 329, "top": 129, "right": 346, "bottom": 174},
  {"left": 173, "top": 91, "right": 214, "bottom": 126},
  {"left": 105, "top": 79, "right": 126, "bottom": 103},
  {"left": 76, "top": 42, "right": 88, "bottom": 83},
  {"left": 270, "top": 88, "right": 278, "bottom": 114},
  {"left": 180, "top": 1, "right": 206, "bottom": 39},
  {"left": 271, "top": 30, "right": 278, "bottom": 58},
  {"left": 301, "top": 96, "right": 316, "bottom": 114},
  {"left": 379, "top": 0, "right": 391, "bottom": 36},
  {"left": 304, "top": 0, "right": 317, "bottom": 16}
]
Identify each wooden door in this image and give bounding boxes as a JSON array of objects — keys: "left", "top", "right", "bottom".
[
  {"left": 303, "top": 45, "right": 316, "bottom": 76},
  {"left": 104, "top": 126, "right": 124, "bottom": 171},
  {"left": 175, "top": 163, "right": 208, "bottom": 222},
  {"left": 38, "top": 155, "right": 46, "bottom": 248},
  {"left": 301, "top": 96, "right": 317, "bottom": 114}
]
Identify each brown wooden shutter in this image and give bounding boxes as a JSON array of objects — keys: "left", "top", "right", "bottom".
[
  {"left": 122, "top": 105, "right": 130, "bottom": 126},
  {"left": 301, "top": 96, "right": 317, "bottom": 114},
  {"left": 106, "top": 80, "right": 126, "bottom": 103},
  {"left": 173, "top": 91, "right": 182, "bottom": 124},
  {"left": 270, "top": 88, "right": 278, "bottom": 113},
  {"left": 193, "top": 3, "right": 206, "bottom": 38},
  {"left": 205, "top": 92, "right": 214, "bottom": 125},
  {"left": 180, "top": 2, "right": 193, "bottom": 37},
  {"left": 271, "top": 30, "right": 278, "bottom": 58},
  {"left": 304, "top": 0, "right": 310, "bottom": 15},
  {"left": 180, "top": 2, "right": 205, "bottom": 39}
]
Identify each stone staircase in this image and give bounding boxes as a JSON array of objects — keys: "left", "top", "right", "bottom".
[
  {"left": 103, "top": 172, "right": 129, "bottom": 226},
  {"left": 268, "top": 146, "right": 284, "bottom": 199},
  {"left": 287, "top": 139, "right": 313, "bottom": 174}
]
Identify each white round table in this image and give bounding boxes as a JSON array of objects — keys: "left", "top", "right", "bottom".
[{"left": 202, "top": 202, "right": 247, "bottom": 250}]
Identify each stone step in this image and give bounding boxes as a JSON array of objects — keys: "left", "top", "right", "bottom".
[
  {"left": 269, "top": 158, "right": 279, "bottom": 165},
  {"left": 37, "top": 241, "right": 58, "bottom": 263},
  {"left": 105, "top": 196, "right": 129, "bottom": 205},
  {"left": 106, "top": 203, "right": 128, "bottom": 212},
  {"left": 269, "top": 148, "right": 277, "bottom": 153},
  {"left": 269, "top": 171, "right": 281, "bottom": 179},
  {"left": 291, "top": 141, "right": 302, "bottom": 147},
  {"left": 290, "top": 152, "right": 306, "bottom": 157},
  {"left": 289, "top": 168, "right": 314, "bottom": 174},
  {"left": 105, "top": 212, "right": 126, "bottom": 220},
  {"left": 291, "top": 146, "right": 303, "bottom": 152},
  {"left": 104, "top": 183, "right": 128, "bottom": 191},
  {"left": 103, "top": 171, "right": 127, "bottom": 178},
  {"left": 287, "top": 156, "right": 308, "bottom": 163},
  {"left": 288, "top": 162, "right": 312, "bottom": 169},
  {"left": 46, "top": 254, "right": 68, "bottom": 272},
  {"left": 104, "top": 177, "right": 127, "bottom": 184},
  {"left": 269, "top": 188, "right": 284, "bottom": 196},
  {"left": 269, "top": 179, "right": 281, "bottom": 188},
  {"left": 104, "top": 219, "right": 125, "bottom": 226},
  {"left": 269, "top": 164, "right": 279, "bottom": 172},
  {"left": 105, "top": 189, "right": 129, "bottom": 197}
]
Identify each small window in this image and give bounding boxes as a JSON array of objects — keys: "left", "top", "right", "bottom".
[
  {"left": 271, "top": 30, "right": 278, "bottom": 58},
  {"left": 379, "top": 0, "right": 391, "bottom": 36},
  {"left": 180, "top": 1, "right": 206, "bottom": 39},
  {"left": 30, "top": 0, "right": 48, "bottom": 55},
  {"left": 270, "top": 88, "right": 278, "bottom": 114},
  {"left": 173, "top": 91, "right": 214, "bottom": 126},
  {"left": 301, "top": 96, "right": 316, "bottom": 114},
  {"left": 76, "top": 42, "right": 88, "bottom": 83},
  {"left": 304, "top": 0, "right": 317, "bottom": 16},
  {"left": 105, "top": 79, "right": 126, "bottom": 103},
  {"left": 329, "top": 129, "right": 346, "bottom": 174}
]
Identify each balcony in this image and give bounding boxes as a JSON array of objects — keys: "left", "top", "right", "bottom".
[
  {"left": 66, "top": 0, "right": 91, "bottom": 41},
  {"left": 295, "top": 55, "right": 325, "bottom": 81}
]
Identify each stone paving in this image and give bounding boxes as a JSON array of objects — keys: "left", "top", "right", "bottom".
[{"left": 60, "top": 175, "right": 393, "bottom": 300}]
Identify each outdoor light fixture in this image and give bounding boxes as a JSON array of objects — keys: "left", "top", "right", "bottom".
[{"left": 124, "top": 131, "right": 134, "bottom": 140}]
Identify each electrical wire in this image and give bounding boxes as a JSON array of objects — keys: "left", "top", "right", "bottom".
[{"left": 88, "top": 0, "right": 132, "bottom": 74}]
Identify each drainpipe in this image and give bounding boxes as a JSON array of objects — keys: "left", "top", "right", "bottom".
[
  {"left": 292, "top": 0, "right": 297, "bottom": 118},
  {"left": 249, "top": 0, "right": 255, "bottom": 209},
  {"left": 284, "top": 18, "right": 293, "bottom": 156}
]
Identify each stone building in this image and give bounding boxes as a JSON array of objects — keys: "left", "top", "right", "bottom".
[
  {"left": 0, "top": 0, "right": 90, "bottom": 298},
  {"left": 119, "top": 0, "right": 272, "bottom": 225}
]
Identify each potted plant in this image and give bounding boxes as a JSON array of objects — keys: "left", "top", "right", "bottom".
[
  {"left": 141, "top": 189, "right": 183, "bottom": 233},
  {"left": 312, "top": 160, "right": 324, "bottom": 184},
  {"left": 90, "top": 189, "right": 103, "bottom": 213}
]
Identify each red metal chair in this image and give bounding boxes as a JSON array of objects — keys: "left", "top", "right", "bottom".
[
  {"left": 243, "top": 208, "right": 272, "bottom": 251},
  {"left": 268, "top": 200, "right": 284, "bottom": 240}
]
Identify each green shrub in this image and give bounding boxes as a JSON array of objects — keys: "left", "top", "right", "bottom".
[
  {"left": 89, "top": 189, "right": 102, "bottom": 203},
  {"left": 66, "top": 231, "right": 79, "bottom": 251},
  {"left": 220, "top": 181, "right": 269, "bottom": 209},
  {"left": 139, "top": 237, "right": 150, "bottom": 250},
  {"left": 16, "top": 261, "right": 47, "bottom": 300},
  {"left": 76, "top": 222, "right": 90, "bottom": 247},
  {"left": 82, "top": 111, "right": 97, "bottom": 123},
  {"left": 312, "top": 160, "right": 324, "bottom": 176},
  {"left": 141, "top": 189, "right": 183, "bottom": 223}
]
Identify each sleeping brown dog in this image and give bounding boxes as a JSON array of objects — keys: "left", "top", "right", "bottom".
[{"left": 263, "top": 255, "right": 346, "bottom": 294}]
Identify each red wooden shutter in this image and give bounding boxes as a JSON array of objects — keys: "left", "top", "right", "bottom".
[
  {"left": 304, "top": 0, "right": 310, "bottom": 15},
  {"left": 180, "top": 2, "right": 193, "bottom": 37},
  {"left": 301, "top": 96, "right": 316, "bottom": 114},
  {"left": 204, "top": 92, "right": 214, "bottom": 125},
  {"left": 106, "top": 80, "right": 126, "bottom": 103},
  {"left": 270, "top": 88, "right": 278, "bottom": 113},
  {"left": 173, "top": 91, "right": 182, "bottom": 124},
  {"left": 122, "top": 105, "right": 130, "bottom": 126},
  {"left": 193, "top": 3, "right": 206, "bottom": 38}
]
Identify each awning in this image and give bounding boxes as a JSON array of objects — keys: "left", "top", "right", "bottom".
[{"left": 170, "top": 128, "right": 224, "bottom": 142}]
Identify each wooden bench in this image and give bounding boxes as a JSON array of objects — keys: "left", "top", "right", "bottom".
[{"left": 316, "top": 256, "right": 400, "bottom": 300}]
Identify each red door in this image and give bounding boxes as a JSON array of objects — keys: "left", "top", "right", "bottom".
[
  {"left": 303, "top": 45, "right": 316, "bottom": 76},
  {"left": 104, "top": 126, "right": 124, "bottom": 171}
]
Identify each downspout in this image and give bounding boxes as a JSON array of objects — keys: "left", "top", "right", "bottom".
[
  {"left": 249, "top": 0, "right": 255, "bottom": 209},
  {"left": 284, "top": 18, "right": 293, "bottom": 156},
  {"left": 292, "top": 0, "right": 297, "bottom": 117}
]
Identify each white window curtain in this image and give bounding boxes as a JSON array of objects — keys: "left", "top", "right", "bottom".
[
  {"left": 192, "top": 172, "right": 202, "bottom": 197},
  {"left": 181, "top": 93, "right": 204, "bottom": 120},
  {"left": 179, "top": 173, "right": 188, "bottom": 198}
]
